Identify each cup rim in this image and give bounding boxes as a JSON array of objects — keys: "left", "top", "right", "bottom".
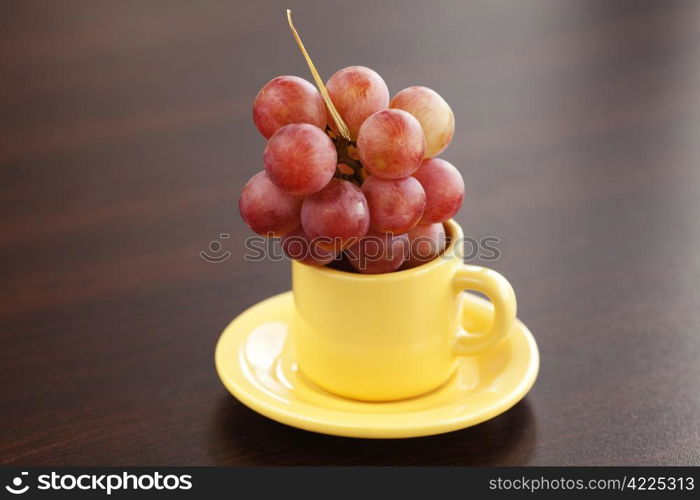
[{"left": 292, "top": 219, "right": 463, "bottom": 281}]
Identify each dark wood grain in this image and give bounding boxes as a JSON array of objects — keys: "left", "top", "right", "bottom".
[{"left": 1, "top": 0, "right": 700, "bottom": 465}]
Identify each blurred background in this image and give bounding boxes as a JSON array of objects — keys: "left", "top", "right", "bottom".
[{"left": 1, "top": 0, "right": 699, "bottom": 465}]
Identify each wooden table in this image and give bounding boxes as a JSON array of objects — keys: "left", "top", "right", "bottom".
[{"left": 2, "top": 0, "right": 699, "bottom": 466}]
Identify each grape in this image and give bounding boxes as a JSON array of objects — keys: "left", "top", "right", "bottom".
[
  {"left": 361, "top": 175, "right": 426, "bottom": 234},
  {"left": 282, "top": 228, "right": 338, "bottom": 266},
  {"left": 346, "top": 230, "right": 409, "bottom": 274},
  {"left": 325, "top": 66, "right": 390, "bottom": 139},
  {"left": 263, "top": 123, "right": 337, "bottom": 195},
  {"left": 413, "top": 158, "right": 464, "bottom": 224},
  {"left": 253, "top": 76, "right": 326, "bottom": 139},
  {"left": 301, "top": 179, "right": 370, "bottom": 250},
  {"left": 403, "top": 223, "right": 447, "bottom": 269},
  {"left": 356, "top": 109, "right": 425, "bottom": 179},
  {"left": 390, "top": 86, "right": 455, "bottom": 158},
  {"left": 239, "top": 171, "right": 302, "bottom": 236}
]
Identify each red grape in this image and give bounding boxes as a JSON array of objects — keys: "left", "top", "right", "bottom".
[
  {"left": 361, "top": 175, "right": 426, "bottom": 234},
  {"left": 325, "top": 66, "right": 390, "bottom": 139},
  {"left": 390, "top": 86, "right": 455, "bottom": 158},
  {"left": 239, "top": 171, "right": 302, "bottom": 236},
  {"left": 301, "top": 179, "right": 370, "bottom": 250},
  {"left": 346, "top": 230, "right": 409, "bottom": 274},
  {"left": 263, "top": 123, "right": 337, "bottom": 195},
  {"left": 282, "top": 228, "right": 338, "bottom": 266},
  {"left": 413, "top": 158, "right": 464, "bottom": 224},
  {"left": 403, "top": 223, "right": 447, "bottom": 269},
  {"left": 356, "top": 109, "right": 425, "bottom": 179},
  {"left": 253, "top": 76, "right": 326, "bottom": 139}
]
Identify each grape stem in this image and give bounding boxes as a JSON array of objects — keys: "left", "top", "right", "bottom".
[
  {"left": 287, "top": 10, "right": 363, "bottom": 185},
  {"left": 287, "top": 10, "right": 352, "bottom": 141},
  {"left": 330, "top": 130, "right": 364, "bottom": 185}
]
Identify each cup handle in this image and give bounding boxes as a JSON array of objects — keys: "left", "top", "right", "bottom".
[{"left": 451, "top": 265, "right": 517, "bottom": 355}]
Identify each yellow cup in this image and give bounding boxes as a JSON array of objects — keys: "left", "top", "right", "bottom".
[{"left": 291, "top": 219, "right": 517, "bottom": 401}]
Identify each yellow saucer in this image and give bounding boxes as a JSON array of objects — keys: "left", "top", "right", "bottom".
[{"left": 215, "top": 292, "right": 539, "bottom": 439}]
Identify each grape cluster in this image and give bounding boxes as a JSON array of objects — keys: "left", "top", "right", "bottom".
[{"left": 239, "top": 66, "right": 464, "bottom": 273}]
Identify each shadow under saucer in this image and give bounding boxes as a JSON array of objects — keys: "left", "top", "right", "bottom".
[{"left": 207, "top": 393, "right": 537, "bottom": 465}]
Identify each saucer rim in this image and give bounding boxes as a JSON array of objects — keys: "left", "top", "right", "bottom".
[{"left": 215, "top": 292, "right": 539, "bottom": 439}]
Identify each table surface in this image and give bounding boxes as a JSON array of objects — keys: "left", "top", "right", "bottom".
[{"left": 2, "top": 0, "right": 700, "bottom": 466}]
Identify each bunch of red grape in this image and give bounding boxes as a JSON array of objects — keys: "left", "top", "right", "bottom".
[{"left": 239, "top": 66, "right": 464, "bottom": 273}]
